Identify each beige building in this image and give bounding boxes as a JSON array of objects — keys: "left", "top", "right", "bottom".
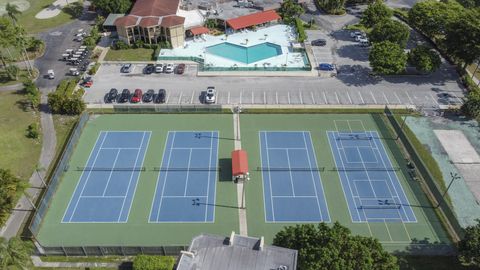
[{"left": 114, "top": 0, "right": 186, "bottom": 48}]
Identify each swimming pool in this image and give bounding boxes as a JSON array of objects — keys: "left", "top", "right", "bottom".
[{"left": 206, "top": 42, "right": 282, "bottom": 64}]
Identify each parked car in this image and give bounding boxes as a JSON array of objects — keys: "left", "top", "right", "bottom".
[
  {"left": 69, "top": 68, "right": 80, "bottom": 76},
  {"left": 130, "top": 89, "right": 142, "bottom": 103},
  {"left": 351, "top": 31, "right": 365, "bottom": 38},
  {"left": 358, "top": 39, "right": 369, "bottom": 47},
  {"left": 144, "top": 64, "right": 155, "bottom": 74},
  {"left": 155, "top": 63, "right": 164, "bottom": 73},
  {"left": 176, "top": 63, "right": 185, "bottom": 74},
  {"left": 118, "top": 89, "right": 130, "bottom": 103},
  {"left": 143, "top": 89, "right": 155, "bottom": 103},
  {"left": 165, "top": 63, "right": 174, "bottom": 73},
  {"left": 81, "top": 77, "right": 93, "bottom": 87},
  {"left": 311, "top": 39, "right": 326, "bottom": 46},
  {"left": 318, "top": 63, "right": 335, "bottom": 71},
  {"left": 120, "top": 63, "right": 133, "bottom": 73},
  {"left": 47, "top": 69, "right": 55, "bottom": 79},
  {"left": 205, "top": 86, "right": 216, "bottom": 104},
  {"left": 154, "top": 89, "right": 166, "bottom": 104},
  {"left": 105, "top": 88, "right": 118, "bottom": 103}
]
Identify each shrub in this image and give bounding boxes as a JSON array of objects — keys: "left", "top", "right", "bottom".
[
  {"left": 295, "top": 18, "right": 307, "bottom": 43},
  {"left": 47, "top": 79, "right": 85, "bottom": 115},
  {"left": 0, "top": 169, "right": 25, "bottom": 226},
  {"left": 369, "top": 41, "right": 407, "bottom": 75},
  {"left": 88, "top": 62, "right": 100, "bottom": 75},
  {"left": 23, "top": 80, "right": 40, "bottom": 110},
  {"left": 368, "top": 19, "right": 410, "bottom": 48},
  {"left": 407, "top": 45, "right": 441, "bottom": 73},
  {"left": 133, "top": 255, "right": 175, "bottom": 270},
  {"left": 112, "top": 40, "right": 129, "bottom": 50},
  {"left": 26, "top": 123, "right": 39, "bottom": 139}
]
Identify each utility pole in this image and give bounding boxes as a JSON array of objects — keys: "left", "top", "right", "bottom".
[{"left": 438, "top": 172, "right": 461, "bottom": 207}]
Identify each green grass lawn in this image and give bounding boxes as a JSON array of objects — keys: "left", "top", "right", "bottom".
[
  {"left": 104, "top": 48, "right": 156, "bottom": 61},
  {"left": 17, "top": 0, "right": 79, "bottom": 33},
  {"left": 0, "top": 91, "right": 41, "bottom": 180}
]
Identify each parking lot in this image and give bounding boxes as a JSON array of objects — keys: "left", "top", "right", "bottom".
[{"left": 83, "top": 62, "right": 465, "bottom": 107}]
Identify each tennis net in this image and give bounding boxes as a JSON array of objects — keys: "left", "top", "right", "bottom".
[
  {"left": 75, "top": 166, "right": 146, "bottom": 171},
  {"left": 256, "top": 167, "right": 325, "bottom": 171},
  {"left": 332, "top": 167, "right": 400, "bottom": 171},
  {"left": 336, "top": 134, "right": 373, "bottom": 140},
  {"left": 358, "top": 204, "right": 402, "bottom": 209},
  {"left": 153, "top": 167, "right": 220, "bottom": 171}
]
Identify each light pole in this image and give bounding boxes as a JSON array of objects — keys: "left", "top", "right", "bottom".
[{"left": 438, "top": 172, "right": 461, "bottom": 207}]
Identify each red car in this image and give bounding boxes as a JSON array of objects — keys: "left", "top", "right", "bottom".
[
  {"left": 81, "top": 77, "right": 93, "bottom": 88},
  {"left": 130, "top": 89, "right": 142, "bottom": 103}
]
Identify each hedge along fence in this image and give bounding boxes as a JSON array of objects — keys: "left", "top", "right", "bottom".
[{"left": 295, "top": 18, "right": 307, "bottom": 43}]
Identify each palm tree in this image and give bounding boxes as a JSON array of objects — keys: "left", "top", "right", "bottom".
[
  {"left": 5, "top": 3, "right": 22, "bottom": 25},
  {"left": 0, "top": 237, "right": 33, "bottom": 269}
]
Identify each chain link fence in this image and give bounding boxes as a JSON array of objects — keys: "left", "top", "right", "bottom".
[
  {"left": 40, "top": 245, "right": 188, "bottom": 256},
  {"left": 29, "top": 112, "right": 90, "bottom": 236}
]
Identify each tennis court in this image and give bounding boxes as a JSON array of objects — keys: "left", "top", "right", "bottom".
[
  {"left": 149, "top": 131, "right": 219, "bottom": 223},
  {"left": 62, "top": 131, "right": 151, "bottom": 223},
  {"left": 327, "top": 130, "right": 416, "bottom": 223},
  {"left": 259, "top": 131, "right": 330, "bottom": 222}
]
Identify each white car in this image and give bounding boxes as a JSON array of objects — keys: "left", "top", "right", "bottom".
[
  {"left": 47, "top": 69, "right": 55, "bottom": 79},
  {"left": 350, "top": 31, "right": 362, "bottom": 38},
  {"left": 205, "top": 87, "right": 216, "bottom": 104},
  {"left": 165, "top": 63, "right": 174, "bottom": 73}
]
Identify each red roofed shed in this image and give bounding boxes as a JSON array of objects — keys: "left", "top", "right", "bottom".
[
  {"left": 226, "top": 10, "right": 281, "bottom": 30},
  {"left": 189, "top": 26, "right": 209, "bottom": 36},
  {"left": 232, "top": 150, "right": 249, "bottom": 180}
]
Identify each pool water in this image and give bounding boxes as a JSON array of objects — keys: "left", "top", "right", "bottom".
[{"left": 206, "top": 42, "right": 282, "bottom": 64}]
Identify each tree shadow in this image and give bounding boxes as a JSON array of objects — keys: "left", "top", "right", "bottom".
[
  {"left": 63, "top": 2, "right": 85, "bottom": 19},
  {"left": 336, "top": 44, "right": 370, "bottom": 62},
  {"left": 336, "top": 64, "right": 381, "bottom": 87}
]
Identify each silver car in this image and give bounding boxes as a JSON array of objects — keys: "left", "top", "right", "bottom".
[{"left": 205, "top": 87, "right": 216, "bottom": 104}]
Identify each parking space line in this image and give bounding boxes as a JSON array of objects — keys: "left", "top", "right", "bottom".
[
  {"left": 311, "top": 92, "right": 316, "bottom": 104},
  {"left": 394, "top": 92, "right": 401, "bottom": 104},
  {"left": 383, "top": 92, "right": 389, "bottom": 105},
  {"left": 288, "top": 92, "right": 291, "bottom": 104},
  {"left": 300, "top": 91, "right": 304, "bottom": 104},
  {"left": 452, "top": 92, "right": 463, "bottom": 104},
  {"left": 405, "top": 91, "right": 413, "bottom": 104},
  {"left": 429, "top": 93, "right": 439, "bottom": 106},
  {"left": 276, "top": 92, "right": 279, "bottom": 104},
  {"left": 370, "top": 91, "right": 377, "bottom": 104},
  {"left": 178, "top": 92, "right": 183, "bottom": 104},
  {"left": 358, "top": 92, "right": 365, "bottom": 104},
  {"left": 346, "top": 91, "right": 352, "bottom": 104},
  {"left": 190, "top": 91, "right": 194, "bottom": 104},
  {"left": 323, "top": 92, "right": 328, "bottom": 104},
  {"left": 228, "top": 91, "right": 230, "bottom": 104},
  {"left": 335, "top": 92, "right": 340, "bottom": 104}
]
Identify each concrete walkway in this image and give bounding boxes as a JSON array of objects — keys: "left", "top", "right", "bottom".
[
  {"left": 31, "top": 256, "right": 120, "bottom": 268},
  {"left": 0, "top": 83, "right": 24, "bottom": 92},
  {"left": 233, "top": 112, "right": 248, "bottom": 236},
  {"left": 35, "top": 0, "right": 79, "bottom": 19}
]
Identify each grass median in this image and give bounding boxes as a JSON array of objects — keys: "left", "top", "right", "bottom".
[{"left": 104, "top": 48, "right": 156, "bottom": 62}]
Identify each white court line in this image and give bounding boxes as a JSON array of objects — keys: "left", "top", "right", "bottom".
[
  {"left": 163, "top": 195, "right": 208, "bottom": 198},
  {"left": 101, "top": 149, "right": 121, "bottom": 196},
  {"left": 80, "top": 195, "right": 125, "bottom": 198},
  {"left": 65, "top": 132, "right": 108, "bottom": 222},
  {"left": 183, "top": 149, "right": 193, "bottom": 196},
  {"left": 100, "top": 147, "right": 140, "bottom": 150},
  {"left": 118, "top": 131, "right": 149, "bottom": 222},
  {"left": 303, "top": 132, "right": 329, "bottom": 222},
  {"left": 267, "top": 147, "right": 307, "bottom": 150},
  {"left": 170, "top": 147, "right": 212, "bottom": 150},
  {"left": 154, "top": 132, "right": 176, "bottom": 221},
  {"left": 263, "top": 132, "right": 276, "bottom": 221},
  {"left": 272, "top": 195, "right": 318, "bottom": 198},
  {"left": 285, "top": 150, "right": 296, "bottom": 196}
]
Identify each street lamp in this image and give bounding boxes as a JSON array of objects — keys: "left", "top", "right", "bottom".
[{"left": 438, "top": 172, "right": 461, "bottom": 207}]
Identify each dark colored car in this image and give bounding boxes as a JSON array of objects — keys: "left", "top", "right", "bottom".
[
  {"left": 311, "top": 39, "right": 327, "bottom": 46},
  {"left": 176, "top": 63, "right": 185, "bottom": 74},
  {"left": 130, "top": 89, "right": 142, "bottom": 103},
  {"left": 318, "top": 63, "right": 335, "bottom": 71},
  {"left": 154, "top": 89, "right": 166, "bottom": 104},
  {"left": 105, "top": 88, "right": 118, "bottom": 103},
  {"left": 143, "top": 64, "right": 155, "bottom": 74},
  {"left": 143, "top": 89, "right": 155, "bottom": 103},
  {"left": 118, "top": 89, "right": 130, "bottom": 103},
  {"left": 120, "top": 63, "right": 133, "bottom": 73},
  {"left": 81, "top": 77, "right": 93, "bottom": 87}
]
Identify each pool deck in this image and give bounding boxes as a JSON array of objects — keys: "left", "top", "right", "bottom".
[{"left": 159, "top": 25, "right": 309, "bottom": 69}]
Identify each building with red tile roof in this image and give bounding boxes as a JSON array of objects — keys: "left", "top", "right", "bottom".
[{"left": 226, "top": 10, "right": 280, "bottom": 30}]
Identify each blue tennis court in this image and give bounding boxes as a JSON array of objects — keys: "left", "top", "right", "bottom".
[
  {"left": 327, "top": 131, "right": 416, "bottom": 223},
  {"left": 259, "top": 131, "right": 330, "bottom": 222},
  {"left": 62, "top": 131, "right": 150, "bottom": 223},
  {"left": 149, "top": 131, "right": 218, "bottom": 223}
]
